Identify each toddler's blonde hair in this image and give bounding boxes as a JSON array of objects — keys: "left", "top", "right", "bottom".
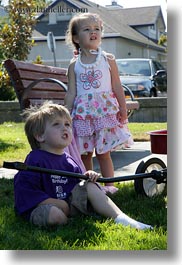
[{"left": 23, "top": 101, "right": 72, "bottom": 150}]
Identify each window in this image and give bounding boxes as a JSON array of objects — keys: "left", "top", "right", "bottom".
[{"left": 149, "top": 25, "right": 155, "bottom": 30}]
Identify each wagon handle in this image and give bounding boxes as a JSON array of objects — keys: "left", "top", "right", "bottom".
[{"left": 3, "top": 161, "right": 167, "bottom": 183}]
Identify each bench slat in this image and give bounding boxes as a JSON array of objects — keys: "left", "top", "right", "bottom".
[
  {"left": 17, "top": 69, "right": 68, "bottom": 83},
  {"left": 4, "top": 59, "right": 139, "bottom": 114},
  {"left": 28, "top": 99, "right": 65, "bottom": 106},
  {"left": 27, "top": 90, "right": 66, "bottom": 99},
  {"left": 11, "top": 60, "right": 68, "bottom": 75},
  {"left": 21, "top": 80, "right": 67, "bottom": 91},
  {"left": 11, "top": 79, "right": 67, "bottom": 91}
]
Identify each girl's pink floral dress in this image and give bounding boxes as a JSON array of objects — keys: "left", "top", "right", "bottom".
[{"left": 71, "top": 51, "right": 132, "bottom": 155}]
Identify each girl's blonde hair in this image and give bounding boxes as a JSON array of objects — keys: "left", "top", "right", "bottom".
[
  {"left": 65, "top": 12, "right": 103, "bottom": 53},
  {"left": 23, "top": 101, "right": 72, "bottom": 150}
]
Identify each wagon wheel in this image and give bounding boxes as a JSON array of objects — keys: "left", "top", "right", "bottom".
[{"left": 134, "top": 158, "right": 167, "bottom": 197}]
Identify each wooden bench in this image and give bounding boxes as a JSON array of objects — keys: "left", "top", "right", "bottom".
[{"left": 4, "top": 59, "right": 139, "bottom": 116}]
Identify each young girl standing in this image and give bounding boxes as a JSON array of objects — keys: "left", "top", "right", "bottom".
[{"left": 65, "top": 13, "right": 132, "bottom": 193}]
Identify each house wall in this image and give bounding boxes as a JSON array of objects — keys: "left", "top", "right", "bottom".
[
  {"left": 28, "top": 37, "right": 166, "bottom": 67},
  {"left": 115, "top": 39, "right": 143, "bottom": 58},
  {"left": 27, "top": 2, "right": 167, "bottom": 67},
  {"left": 135, "top": 26, "right": 157, "bottom": 41},
  {"left": 110, "top": 38, "right": 166, "bottom": 64},
  {"left": 28, "top": 39, "right": 72, "bottom": 68}
]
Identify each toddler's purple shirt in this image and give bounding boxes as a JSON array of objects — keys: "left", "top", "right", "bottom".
[{"left": 14, "top": 150, "right": 82, "bottom": 219}]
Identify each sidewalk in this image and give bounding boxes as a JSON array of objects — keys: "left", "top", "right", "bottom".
[
  {"left": 93, "top": 141, "right": 167, "bottom": 177},
  {"left": 0, "top": 142, "right": 167, "bottom": 179}
]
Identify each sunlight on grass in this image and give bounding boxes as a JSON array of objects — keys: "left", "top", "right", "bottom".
[
  {"left": 0, "top": 122, "right": 167, "bottom": 250},
  {"left": 0, "top": 122, "right": 30, "bottom": 166},
  {"left": 0, "top": 179, "right": 167, "bottom": 250},
  {"left": 128, "top": 122, "right": 167, "bottom": 141},
  {"left": 0, "top": 121, "right": 167, "bottom": 167}
]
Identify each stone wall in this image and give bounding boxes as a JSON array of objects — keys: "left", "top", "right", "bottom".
[
  {"left": 129, "top": 97, "right": 167, "bottom": 122},
  {"left": 0, "top": 98, "right": 167, "bottom": 124},
  {"left": 0, "top": 101, "right": 22, "bottom": 124}
]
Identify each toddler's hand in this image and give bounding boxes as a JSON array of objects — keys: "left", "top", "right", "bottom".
[{"left": 84, "top": 170, "right": 101, "bottom": 183}]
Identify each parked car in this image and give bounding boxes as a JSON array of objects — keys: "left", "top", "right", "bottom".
[{"left": 116, "top": 58, "right": 167, "bottom": 97}]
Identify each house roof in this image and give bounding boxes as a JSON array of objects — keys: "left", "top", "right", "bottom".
[
  {"left": 34, "top": 0, "right": 166, "bottom": 51},
  {"left": 34, "top": 21, "right": 69, "bottom": 37},
  {"left": 35, "top": 0, "right": 93, "bottom": 36},
  {"left": 37, "top": 0, "right": 91, "bottom": 20},
  {"left": 108, "top": 6, "right": 165, "bottom": 27}
]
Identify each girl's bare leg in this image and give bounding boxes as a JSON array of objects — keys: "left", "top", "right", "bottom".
[
  {"left": 96, "top": 151, "right": 115, "bottom": 186},
  {"left": 81, "top": 152, "right": 93, "bottom": 170},
  {"left": 82, "top": 151, "right": 118, "bottom": 192}
]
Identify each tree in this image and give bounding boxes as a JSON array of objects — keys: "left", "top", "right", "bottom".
[
  {"left": 0, "top": 0, "right": 37, "bottom": 100},
  {"left": 0, "top": 0, "right": 37, "bottom": 60},
  {"left": 158, "top": 34, "right": 167, "bottom": 49}
]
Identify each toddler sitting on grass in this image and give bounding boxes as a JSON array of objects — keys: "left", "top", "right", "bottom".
[{"left": 14, "top": 101, "right": 152, "bottom": 230}]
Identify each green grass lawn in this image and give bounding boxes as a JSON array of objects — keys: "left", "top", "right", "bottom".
[
  {"left": 0, "top": 178, "right": 167, "bottom": 250},
  {"left": 0, "top": 121, "right": 167, "bottom": 250},
  {"left": 0, "top": 122, "right": 167, "bottom": 167}
]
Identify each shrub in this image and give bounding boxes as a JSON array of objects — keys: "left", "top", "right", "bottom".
[
  {"left": 0, "top": 62, "right": 16, "bottom": 100},
  {"left": 0, "top": 0, "right": 37, "bottom": 100}
]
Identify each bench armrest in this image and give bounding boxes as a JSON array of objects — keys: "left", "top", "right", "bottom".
[{"left": 21, "top": 78, "right": 67, "bottom": 109}]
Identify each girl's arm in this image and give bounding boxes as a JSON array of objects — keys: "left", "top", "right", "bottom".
[
  {"left": 108, "top": 55, "right": 128, "bottom": 122},
  {"left": 64, "top": 61, "right": 77, "bottom": 113}
]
